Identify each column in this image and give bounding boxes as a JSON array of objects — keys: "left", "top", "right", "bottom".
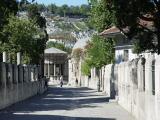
[
  {"left": 59, "top": 64, "right": 62, "bottom": 76},
  {"left": 54, "top": 63, "right": 56, "bottom": 76},
  {"left": 1, "top": 63, "right": 7, "bottom": 87},
  {"left": 3, "top": 51, "right": 7, "bottom": 62},
  {"left": 17, "top": 52, "right": 21, "bottom": 65},
  {"left": 48, "top": 63, "right": 50, "bottom": 78},
  {"left": 44, "top": 64, "right": 46, "bottom": 77}
]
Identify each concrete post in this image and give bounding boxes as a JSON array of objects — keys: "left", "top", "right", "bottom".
[
  {"left": 13, "top": 64, "right": 18, "bottom": 84},
  {"left": 23, "top": 65, "right": 28, "bottom": 82},
  {"left": 59, "top": 64, "right": 61, "bottom": 76},
  {"left": 3, "top": 51, "right": 7, "bottom": 62},
  {"left": 48, "top": 63, "right": 50, "bottom": 78},
  {"left": 31, "top": 66, "right": 34, "bottom": 81},
  {"left": 137, "top": 58, "right": 145, "bottom": 91},
  {"left": 8, "top": 64, "right": 13, "bottom": 86},
  {"left": 44, "top": 64, "right": 46, "bottom": 77},
  {"left": 54, "top": 63, "right": 56, "bottom": 76},
  {"left": 35, "top": 65, "right": 38, "bottom": 81},
  {"left": 19, "top": 65, "right": 24, "bottom": 83},
  {"left": 155, "top": 55, "right": 160, "bottom": 120},
  {"left": 145, "top": 55, "right": 155, "bottom": 94},
  {"left": 1, "top": 63, "right": 7, "bottom": 88},
  {"left": 28, "top": 65, "right": 31, "bottom": 82},
  {"left": 17, "top": 52, "right": 21, "bottom": 65}
]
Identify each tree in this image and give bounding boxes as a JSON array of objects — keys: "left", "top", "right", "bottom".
[
  {"left": 85, "top": 35, "right": 114, "bottom": 69},
  {"left": 0, "top": 15, "right": 42, "bottom": 64},
  {"left": 0, "top": 0, "right": 18, "bottom": 28},
  {"left": 47, "top": 4, "right": 57, "bottom": 14},
  {"left": 105, "top": 0, "right": 160, "bottom": 54},
  {"left": 82, "top": 0, "right": 115, "bottom": 70},
  {"left": 88, "top": 0, "right": 116, "bottom": 32},
  {"left": 80, "top": 35, "right": 114, "bottom": 76}
]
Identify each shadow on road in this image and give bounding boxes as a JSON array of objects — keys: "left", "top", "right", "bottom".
[
  {"left": 0, "top": 114, "right": 116, "bottom": 120},
  {"left": 0, "top": 86, "right": 113, "bottom": 120}
]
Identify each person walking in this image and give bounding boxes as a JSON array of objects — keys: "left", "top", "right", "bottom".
[
  {"left": 75, "top": 78, "right": 78, "bottom": 87},
  {"left": 60, "top": 76, "right": 63, "bottom": 87}
]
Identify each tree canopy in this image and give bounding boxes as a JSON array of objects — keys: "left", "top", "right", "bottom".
[
  {"left": 88, "top": 0, "right": 116, "bottom": 32},
  {"left": 80, "top": 35, "right": 114, "bottom": 75},
  {"left": 105, "top": 0, "right": 160, "bottom": 54},
  {"left": 0, "top": 15, "right": 46, "bottom": 64},
  {"left": 19, "top": 1, "right": 90, "bottom": 18},
  {"left": 0, "top": 0, "right": 18, "bottom": 32},
  {"left": 0, "top": 0, "right": 48, "bottom": 64}
]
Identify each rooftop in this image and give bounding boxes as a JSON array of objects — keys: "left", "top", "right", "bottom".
[
  {"left": 45, "top": 47, "right": 67, "bottom": 54},
  {"left": 99, "top": 26, "right": 128, "bottom": 37}
]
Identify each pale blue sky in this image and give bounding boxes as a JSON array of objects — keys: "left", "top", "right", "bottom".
[{"left": 34, "top": 0, "right": 88, "bottom": 6}]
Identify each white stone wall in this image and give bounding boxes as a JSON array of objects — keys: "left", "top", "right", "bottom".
[
  {"left": 0, "top": 63, "right": 47, "bottom": 110},
  {"left": 100, "top": 55, "right": 160, "bottom": 120}
]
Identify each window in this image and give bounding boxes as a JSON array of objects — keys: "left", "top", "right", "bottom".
[{"left": 123, "top": 50, "right": 129, "bottom": 61}]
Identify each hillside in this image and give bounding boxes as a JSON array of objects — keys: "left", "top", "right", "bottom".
[{"left": 45, "top": 14, "right": 93, "bottom": 48}]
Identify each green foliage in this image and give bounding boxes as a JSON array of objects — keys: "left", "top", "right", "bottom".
[
  {"left": 81, "top": 59, "right": 91, "bottom": 76},
  {"left": 0, "top": 15, "right": 46, "bottom": 64},
  {"left": 47, "top": 41, "right": 72, "bottom": 54},
  {"left": 47, "top": 4, "right": 57, "bottom": 14},
  {"left": 0, "top": 0, "right": 18, "bottom": 32},
  {"left": 27, "top": 4, "right": 46, "bottom": 28},
  {"left": 88, "top": 0, "right": 116, "bottom": 32},
  {"left": 19, "top": 1, "right": 90, "bottom": 18},
  {"left": 106, "top": 0, "right": 160, "bottom": 54},
  {"left": 85, "top": 35, "right": 114, "bottom": 69},
  {"left": 0, "top": 16, "right": 37, "bottom": 52},
  {"left": 81, "top": 35, "right": 115, "bottom": 76}
]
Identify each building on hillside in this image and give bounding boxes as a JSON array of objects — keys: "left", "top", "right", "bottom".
[
  {"left": 44, "top": 47, "right": 68, "bottom": 84},
  {"left": 100, "top": 26, "right": 138, "bottom": 63}
]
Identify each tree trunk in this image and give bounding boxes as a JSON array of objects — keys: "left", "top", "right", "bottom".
[{"left": 157, "top": 28, "right": 160, "bottom": 54}]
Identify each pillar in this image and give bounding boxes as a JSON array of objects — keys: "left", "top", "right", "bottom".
[
  {"left": 17, "top": 52, "right": 21, "bottom": 65},
  {"left": 54, "top": 63, "right": 56, "bottom": 76},
  {"left": 18, "top": 65, "right": 23, "bottom": 83},
  {"left": 3, "top": 51, "right": 7, "bottom": 62},
  {"left": 44, "top": 64, "right": 46, "bottom": 77},
  {"left": 145, "top": 55, "right": 155, "bottom": 94},
  {"left": 48, "top": 63, "right": 50, "bottom": 78},
  {"left": 31, "top": 66, "right": 34, "bottom": 81},
  {"left": 13, "top": 64, "right": 18, "bottom": 84},
  {"left": 8, "top": 64, "right": 13, "bottom": 85},
  {"left": 1, "top": 63, "right": 7, "bottom": 88},
  {"left": 59, "top": 64, "right": 61, "bottom": 76}
]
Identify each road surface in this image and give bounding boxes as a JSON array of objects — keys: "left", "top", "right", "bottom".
[{"left": 0, "top": 86, "right": 135, "bottom": 120}]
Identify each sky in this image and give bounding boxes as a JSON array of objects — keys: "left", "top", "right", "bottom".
[{"left": 34, "top": 0, "right": 89, "bottom": 6}]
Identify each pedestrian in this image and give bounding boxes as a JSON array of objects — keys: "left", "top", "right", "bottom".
[
  {"left": 75, "top": 78, "right": 78, "bottom": 86},
  {"left": 60, "top": 75, "right": 63, "bottom": 87}
]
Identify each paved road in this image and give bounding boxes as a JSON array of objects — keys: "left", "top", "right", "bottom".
[{"left": 0, "top": 86, "right": 135, "bottom": 120}]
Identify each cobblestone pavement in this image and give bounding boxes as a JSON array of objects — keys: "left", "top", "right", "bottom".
[{"left": 0, "top": 86, "right": 135, "bottom": 120}]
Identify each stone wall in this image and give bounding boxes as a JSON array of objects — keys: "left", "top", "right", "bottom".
[
  {"left": 97, "top": 55, "right": 160, "bottom": 120},
  {"left": 0, "top": 63, "right": 47, "bottom": 110}
]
